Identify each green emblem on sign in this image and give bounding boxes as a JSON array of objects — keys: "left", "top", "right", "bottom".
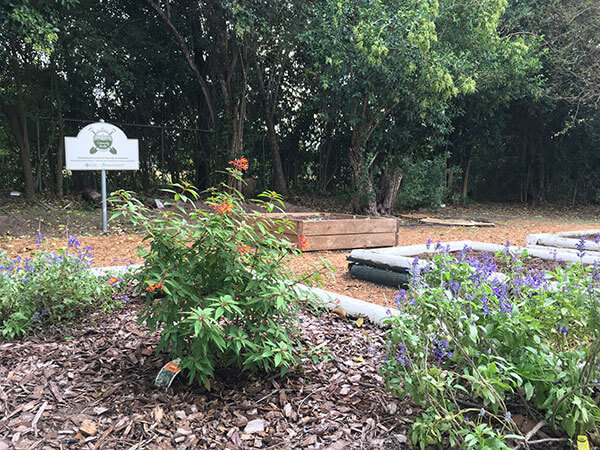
[{"left": 90, "top": 128, "right": 117, "bottom": 155}]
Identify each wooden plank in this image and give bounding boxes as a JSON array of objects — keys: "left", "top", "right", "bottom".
[
  {"left": 260, "top": 212, "right": 382, "bottom": 220},
  {"left": 303, "top": 232, "right": 396, "bottom": 251},
  {"left": 261, "top": 212, "right": 358, "bottom": 219},
  {"left": 399, "top": 213, "right": 428, "bottom": 219},
  {"left": 252, "top": 214, "right": 389, "bottom": 235},
  {"left": 301, "top": 218, "right": 396, "bottom": 236},
  {"left": 419, "top": 217, "right": 495, "bottom": 227}
]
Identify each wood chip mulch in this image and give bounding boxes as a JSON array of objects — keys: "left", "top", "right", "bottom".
[{"left": 0, "top": 301, "right": 411, "bottom": 449}]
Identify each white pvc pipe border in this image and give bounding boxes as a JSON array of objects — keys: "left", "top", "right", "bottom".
[
  {"left": 351, "top": 240, "right": 600, "bottom": 266},
  {"left": 91, "top": 264, "right": 398, "bottom": 327},
  {"left": 527, "top": 229, "right": 600, "bottom": 253}
]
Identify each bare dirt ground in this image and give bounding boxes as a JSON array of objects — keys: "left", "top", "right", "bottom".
[{"left": 2, "top": 196, "right": 600, "bottom": 308}]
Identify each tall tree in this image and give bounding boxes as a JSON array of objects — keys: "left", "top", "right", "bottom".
[
  {"left": 145, "top": 0, "right": 250, "bottom": 161},
  {"left": 0, "top": 1, "right": 73, "bottom": 196},
  {"left": 251, "top": 3, "right": 313, "bottom": 194},
  {"left": 302, "top": 0, "right": 526, "bottom": 214}
]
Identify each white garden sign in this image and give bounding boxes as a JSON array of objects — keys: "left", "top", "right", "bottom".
[{"left": 65, "top": 121, "right": 139, "bottom": 231}]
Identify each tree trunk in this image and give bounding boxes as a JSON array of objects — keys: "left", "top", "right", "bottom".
[
  {"left": 4, "top": 102, "right": 35, "bottom": 197},
  {"left": 224, "top": 81, "right": 246, "bottom": 193},
  {"left": 55, "top": 89, "right": 65, "bottom": 198},
  {"left": 348, "top": 145, "right": 377, "bottom": 215},
  {"left": 255, "top": 57, "right": 287, "bottom": 194},
  {"left": 461, "top": 157, "right": 471, "bottom": 200},
  {"left": 317, "top": 127, "right": 333, "bottom": 194},
  {"left": 265, "top": 114, "right": 287, "bottom": 194},
  {"left": 346, "top": 91, "right": 399, "bottom": 215},
  {"left": 534, "top": 150, "right": 546, "bottom": 205},
  {"left": 524, "top": 157, "right": 532, "bottom": 203},
  {"left": 378, "top": 168, "right": 403, "bottom": 215},
  {"left": 193, "top": 128, "right": 210, "bottom": 190},
  {"left": 146, "top": 0, "right": 216, "bottom": 127},
  {"left": 446, "top": 167, "right": 454, "bottom": 197}
]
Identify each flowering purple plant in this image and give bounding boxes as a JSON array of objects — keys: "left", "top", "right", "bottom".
[
  {"left": 0, "top": 236, "right": 118, "bottom": 339},
  {"left": 382, "top": 239, "right": 600, "bottom": 444}
]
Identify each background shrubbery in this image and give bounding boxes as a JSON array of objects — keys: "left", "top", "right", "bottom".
[
  {"left": 4, "top": 1, "right": 599, "bottom": 212},
  {"left": 395, "top": 156, "right": 448, "bottom": 209}
]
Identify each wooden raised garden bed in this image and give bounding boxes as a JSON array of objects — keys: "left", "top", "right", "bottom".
[{"left": 254, "top": 212, "right": 398, "bottom": 252}]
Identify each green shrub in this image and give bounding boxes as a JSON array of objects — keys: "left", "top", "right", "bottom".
[
  {"left": 382, "top": 242, "right": 600, "bottom": 448},
  {"left": 111, "top": 159, "right": 328, "bottom": 388},
  {"left": 0, "top": 237, "right": 117, "bottom": 339},
  {"left": 396, "top": 155, "right": 447, "bottom": 209}
]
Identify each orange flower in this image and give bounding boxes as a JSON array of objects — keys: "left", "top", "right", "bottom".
[
  {"left": 228, "top": 156, "right": 249, "bottom": 171},
  {"left": 210, "top": 201, "right": 233, "bottom": 214},
  {"left": 236, "top": 244, "right": 251, "bottom": 254},
  {"left": 296, "top": 235, "right": 308, "bottom": 251},
  {"left": 107, "top": 276, "right": 121, "bottom": 286},
  {"left": 146, "top": 280, "right": 164, "bottom": 292}
]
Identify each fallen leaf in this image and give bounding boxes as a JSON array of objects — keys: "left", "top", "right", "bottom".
[
  {"left": 301, "top": 434, "right": 317, "bottom": 447},
  {"left": 80, "top": 421, "right": 97, "bottom": 436},
  {"left": 283, "top": 404, "right": 293, "bottom": 418},
  {"left": 176, "top": 427, "right": 192, "bottom": 436},
  {"left": 153, "top": 406, "right": 164, "bottom": 423},
  {"left": 93, "top": 406, "right": 109, "bottom": 416},
  {"left": 331, "top": 306, "right": 346, "bottom": 318},
  {"left": 243, "top": 419, "right": 265, "bottom": 434}
]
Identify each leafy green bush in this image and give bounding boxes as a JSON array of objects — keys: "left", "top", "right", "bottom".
[
  {"left": 111, "top": 158, "right": 328, "bottom": 388},
  {"left": 382, "top": 242, "right": 600, "bottom": 448},
  {"left": 0, "top": 236, "right": 116, "bottom": 339},
  {"left": 396, "top": 155, "right": 447, "bottom": 209}
]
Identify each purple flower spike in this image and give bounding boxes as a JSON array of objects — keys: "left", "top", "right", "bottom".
[
  {"left": 68, "top": 236, "right": 81, "bottom": 249},
  {"left": 576, "top": 236, "right": 586, "bottom": 259}
]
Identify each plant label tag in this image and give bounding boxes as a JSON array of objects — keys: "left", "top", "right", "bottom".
[
  {"left": 576, "top": 435, "right": 590, "bottom": 450},
  {"left": 154, "top": 359, "right": 181, "bottom": 388}
]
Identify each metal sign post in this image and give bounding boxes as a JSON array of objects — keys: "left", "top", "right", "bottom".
[
  {"left": 65, "top": 120, "right": 139, "bottom": 232},
  {"left": 101, "top": 169, "right": 107, "bottom": 231}
]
